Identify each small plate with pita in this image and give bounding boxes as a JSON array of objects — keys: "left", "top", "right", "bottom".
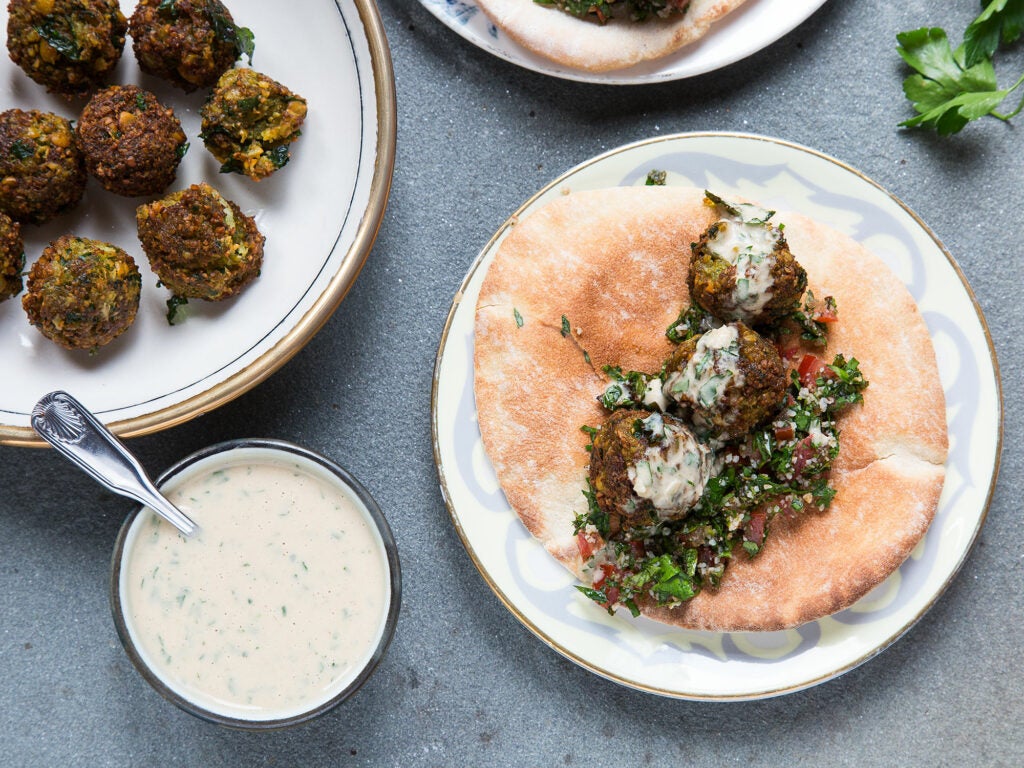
[
  {"left": 417, "top": 0, "right": 829, "bottom": 84},
  {"left": 431, "top": 133, "right": 1001, "bottom": 699}
]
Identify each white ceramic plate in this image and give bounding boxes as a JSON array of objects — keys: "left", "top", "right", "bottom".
[
  {"left": 418, "top": 0, "right": 828, "bottom": 84},
  {"left": 0, "top": 0, "right": 395, "bottom": 446},
  {"left": 432, "top": 133, "right": 1002, "bottom": 700}
]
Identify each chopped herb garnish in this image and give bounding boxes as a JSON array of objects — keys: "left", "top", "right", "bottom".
[
  {"left": 209, "top": 9, "right": 255, "bottom": 65},
  {"left": 10, "top": 139, "right": 34, "bottom": 160},
  {"left": 560, "top": 315, "right": 571, "bottom": 338},
  {"left": 513, "top": 307, "right": 524, "bottom": 328},
  {"left": 666, "top": 304, "right": 717, "bottom": 343},
  {"left": 166, "top": 295, "right": 189, "bottom": 325},
  {"left": 34, "top": 19, "right": 80, "bottom": 61},
  {"left": 645, "top": 169, "right": 667, "bottom": 186},
  {"left": 267, "top": 144, "right": 290, "bottom": 169}
]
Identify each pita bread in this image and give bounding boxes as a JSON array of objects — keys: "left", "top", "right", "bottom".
[
  {"left": 475, "top": 0, "right": 748, "bottom": 72},
  {"left": 473, "top": 186, "right": 948, "bottom": 632}
]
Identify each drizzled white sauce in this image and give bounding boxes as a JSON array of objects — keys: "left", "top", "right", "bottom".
[
  {"left": 706, "top": 218, "right": 780, "bottom": 319},
  {"left": 119, "top": 452, "right": 390, "bottom": 722},
  {"left": 627, "top": 413, "right": 713, "bottom": 514},
  {"left": 664, "top": 324, "right": 744, "bottom": 411}
]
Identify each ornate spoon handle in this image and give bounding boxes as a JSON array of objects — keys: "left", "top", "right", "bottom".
[{"left": 31, "top": 391, "right": 198, "bottom": 537}]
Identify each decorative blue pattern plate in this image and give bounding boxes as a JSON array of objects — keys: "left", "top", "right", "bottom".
[
  {"left": 431, "top": 133, "right": 1002, "bottom": 699},
  {"left": 418, "top": 0, "right": 829, "bottom": 84}
]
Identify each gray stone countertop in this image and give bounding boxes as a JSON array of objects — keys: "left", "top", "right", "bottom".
[{"left": 1, "top": 0, "right": 1020, "bottom": 765}]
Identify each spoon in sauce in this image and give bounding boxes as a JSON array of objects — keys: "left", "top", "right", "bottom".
[{"left": 31, "top": 391, "right": 198, "bottom": 537}]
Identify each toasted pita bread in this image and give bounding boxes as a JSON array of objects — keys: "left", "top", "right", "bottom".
[
  {"left": 474, "top": 186, "right": 948, "bottom": 632},
  {"left": 475, "top": 0, "right": 748, "bottom": 72}
]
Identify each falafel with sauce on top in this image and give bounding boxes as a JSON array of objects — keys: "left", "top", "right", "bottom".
[
  {"left": 6, "top": 0, "right": 127, "bottom": 97},
  {"left": 660, "top": 321, "right": 787, "bottom": 441},
  {"left": 688, "top": 192, "right": 807, "bottom": 327},
  {"left": 589, "top": 408, "right": 715, "bottom": 537},
  {"left": 0, "top": 211, "right": 24, "bottom": 301},
  {"left": 136, "top": 182, "right": 264, "bottom": 317},
  {"left": 0, "top": 108, "right": 86, "bottom": 224},
  {"left": 76, "top": 84, "right": 188, "bottom": 197},
  {"left": 200, "top": 67, "right": 307, "bottom": 181},
  {"left": 22, "top": 235, "right": 141, "bottom": 351},
  {"left": 129, "top": 0, "right": 254, "bottom": 91}
]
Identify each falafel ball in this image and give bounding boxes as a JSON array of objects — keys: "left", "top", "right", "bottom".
[
  {"left": 22, "top": 235, "right": 141, "bottom": 350},
  {"left": 589, "top": 408, "right": 714, "bottom": 536},
  {"left": 662, "top": 321, "right": 786, "bottom": 440},
  {"left": 129, "top": 0, "right": 250, "bottom": 91},
  {"left": 76, "top": 84, "right": 188, "bottom": 196},
  {"left": 0, "top": 109, "right": 86, "bottom": 224},
  {"left": 0, "top": 211, "right": 24, "bottom": 301},
  {"left": 6, "top": 0, "right": 127, "bottom": 97},
  {"left": 136, "top": 182, "right": 264, "bottom": 301},
  {"left": 200, "top": 67, "right": 307, "bottom": 181},
  {"left": 688, "top": 194, "right": 807, "bottom": 326}
]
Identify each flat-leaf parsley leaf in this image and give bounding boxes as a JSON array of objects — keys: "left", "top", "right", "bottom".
[{"left": 898, "top": 2, "right": 1024, "bottom": 133}]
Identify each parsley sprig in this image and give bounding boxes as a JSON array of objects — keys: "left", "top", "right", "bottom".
[{"left": 898, "top": 1, "right": 1024, "bottom": 134}]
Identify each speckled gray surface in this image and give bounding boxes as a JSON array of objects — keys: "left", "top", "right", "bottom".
[{"left": 1, "top": 0, "right": 1020, "bottom": 765}]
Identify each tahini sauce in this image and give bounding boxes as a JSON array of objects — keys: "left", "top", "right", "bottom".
[{"left": 120, "top": 454, "right": 390, "bottom": 721}]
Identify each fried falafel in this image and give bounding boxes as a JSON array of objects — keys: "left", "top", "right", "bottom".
[
  {"left": 688, "top": 192, "right": 807, "bottom": 327},
  {"left": 662, "top": 321, "right": 787, "bottom": 441},
  {"left": 589, "top": 408, "right": 714, "bottom": 536},
  {"left": 76, "top": 84, "right": 188, "bottom": 197},
  {"left": 0, "top": 211, "right": 24, "bottom": 301},
  {"left": 6, "top": 0, "right": 127, "bottom": 97},
  {"left": 129, "top": 0, "right": 253, "bottom": 91},
  {"left": 22, "top": 234, "right": 141, "bottom": 350},
  {"left": 136, "top": 182, "right": 264, "bottom": 307},
  {"left": 0, "top": 108, "right": 86, "bottom": 224},
  {"left": 200, "top": 67, "right": 306, "bottom": 181}
]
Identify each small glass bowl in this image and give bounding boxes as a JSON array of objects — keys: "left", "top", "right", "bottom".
[{"left": 109, "top": 438, "right": 401, "bottom": 730}]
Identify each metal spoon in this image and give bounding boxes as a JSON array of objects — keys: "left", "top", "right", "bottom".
[{"left": 31, "top": 391, "right": 199, "bottom": 537}]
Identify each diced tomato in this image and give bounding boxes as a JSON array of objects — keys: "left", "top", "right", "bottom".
[
  {"left": 577, "top": 531, "right": 601, "bottom": 561},
  {"left": 774, "top": 425, "right": 795, "bottom": 442},
  {"left": 775, "top": 339, "right": 802, "bottom": 362},
  {"left": 603, "top": 563, "right": 618, "bottom": 582},
  {"left": 746, "top": 507, "right": 768, "bottom": 544},
  {"left": 593, "top": 563, "right": 617, "bottom": 587},
  {"left": 797, "top": 354, "right": 836, "bottom": 387},
  {"left": 792, "top": 436, "right": 818, "bottom": 473},
  {"left": 812, "top": 298, "right": 839, "bottom": 323}
]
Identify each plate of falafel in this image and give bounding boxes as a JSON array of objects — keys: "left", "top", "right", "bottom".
[{"left": 0, "top": 0, "right": 396, "bottom": 446}]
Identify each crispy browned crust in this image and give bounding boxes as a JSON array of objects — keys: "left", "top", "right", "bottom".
[
  {"left": 77, "top": 85, "right": 186, "bottom": 197},
  {"left": 474, "top": 0, "right": 748, "bottom": 73},
  {"left": 473, "top": 187, "right": 948, "bottom": 631}
]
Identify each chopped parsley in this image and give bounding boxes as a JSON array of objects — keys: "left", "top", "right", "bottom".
[
  {"left": 9, "top": 139, "right": 34, "bottom": 160},
  {"left": 166, "top": 295, "right": 189, "bottom": 325},
  {"left": 666, "top": 304, "right": 718, "bottom": 343},
  {"left": 513, "top": 307, "right": 524, "bottom": 328},
  {"left": 33, "top": 19, "right": 80, "bottom": 61},
  {"left": 645, "top": 169, "right": 667, "bottom": 186}
]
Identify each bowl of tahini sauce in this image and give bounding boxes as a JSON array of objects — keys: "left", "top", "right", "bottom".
[{"left": 110, "top": 439, "right": 401, "bottom": 729}]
